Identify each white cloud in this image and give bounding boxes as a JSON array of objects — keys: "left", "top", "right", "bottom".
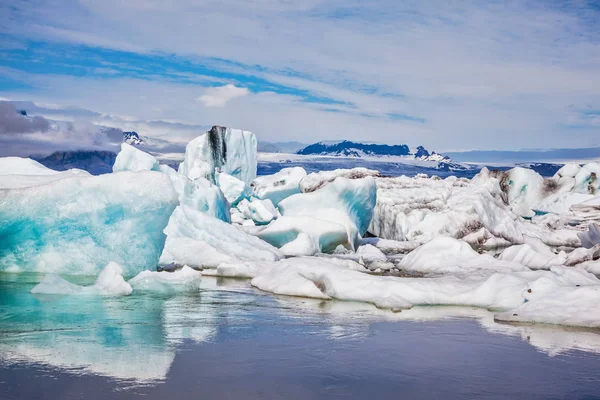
[{"left": 196, "top": 84, "right": 250, "bottom": 107}]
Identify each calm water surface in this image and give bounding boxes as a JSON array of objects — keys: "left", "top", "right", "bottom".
[{"left": 1, "top": 272, "right": 600, "bottom": 399}]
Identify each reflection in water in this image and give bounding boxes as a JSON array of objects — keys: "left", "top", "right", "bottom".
[{"left": 1, "top": 272, "right": 600, "bottom": 388}]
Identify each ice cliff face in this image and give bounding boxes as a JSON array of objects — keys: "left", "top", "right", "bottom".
[{"left": 179, "top": 125, "right": 257, "bottom": 185}]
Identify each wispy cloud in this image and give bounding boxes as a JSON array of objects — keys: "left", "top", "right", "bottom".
[{"left": 0, "top": 1, "right": 599, "bottom": 150}]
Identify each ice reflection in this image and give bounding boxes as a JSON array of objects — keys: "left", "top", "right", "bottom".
[
  {"left": 1, "top": 273, "right": 600, "bottom": 387},
  {"left": 270, "top": 296, "right": 600, "bottom": 356}
]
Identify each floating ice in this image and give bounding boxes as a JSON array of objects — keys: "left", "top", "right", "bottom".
[
  {"left": 0, "top": 157, "right": 91, "bottom": 189},
  {"left": 159, "top": 205, "right": 283, "bottom": 269},
  {"left": 217, "top": 172, "right": 249, "bottom": 205},
  {"left": 279, "top": 177, "right": 377, "bottom": 249},
  {"left": 399, "top": 237, "right": 528, "bottom": 274},
  {"left": 256, "top": 216, "right": 349, "bottom": 256},
  {"left": 178, "top": 126, "right": 257, "bottom": 185},
  {"left": 129, "top": 265, "right": 202, "bottom": 293},
  {"left": 495, "top": 267, "right": 600, "bottom": 328},
  {"left": 168, "top": 172, "right": 230, "bottom": 222},
  {"left": 31, "top": 262, "right": 132, "bottom": 296},
  {"left": 112, "top": 143, "right": 160, "bottom": 173},
  {"left": 0, "top": 171, "right": 178, "bottom": 275},
  {"left": 299, "top": 167, "right": 380, "bottom": 193},
  {"left": 237, "top": 198, "right": 278, "bottom": 225},
  {"left": 251, "top": 166, "right": 306, "bottom": 206}
]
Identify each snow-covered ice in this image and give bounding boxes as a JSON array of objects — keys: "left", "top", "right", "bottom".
[
  {"left": 112, "top": 143, "right": 160, "bottom": 173},
  {"left": 129, "top": 265, "right": 202, "bottom": 293},
  {"left": 299, "top": 167, "right": 380, "bottom": 193},
  {"left": 251, "top": 166, "right": 306, "bottom": 206},
  {"left": 279, "top": 177, "right": 377, "bottom": 249},
  {"left": 159, "top": 205, "right": 283, "bottom": 269}
]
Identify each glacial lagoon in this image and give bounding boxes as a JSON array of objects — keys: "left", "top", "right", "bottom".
[{"left": 2, "top": 272, "right": 600, "bottom": 400}]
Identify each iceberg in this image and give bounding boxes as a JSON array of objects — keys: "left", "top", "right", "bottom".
[
  {"left": 217, "top": 172, "right": 249, "bottom": 205},
  {"left": 168, "top": 172, "right": 230, "bottom": 222},
  {"left": 299, "top": 167, "right": 380, "bottom": 193},
  {"left": 256, "top": 216, "right": 349, "bottom": 256},
  {"left": 279, "top": 177, "right": 377, "bottom": 249},
  {"left": 0, "top": 157, "right": 90, "bottom": 189},
  {"left": 178, "top": 126, "right": 257, "bottom": 185},
  {"left": 31, "top": 262, "right": 132, "bottom": 296},
  {"left": 159, "top": 205, "right": 283, "bottom": 269},
  {"left": 237, "top": 198, "right": 278, "bottom": 225},
  {"left": 128, "top": 265, "right": 202, "bottom": 293},
  {"left": 112, "top": 143, "right": 160, "bottom": 173},
  {"left": 0, "top": 171, "right": 178, "bottom": 275},
  {"left": 251, "top": 166, "right": 306, "bottom": 206}
]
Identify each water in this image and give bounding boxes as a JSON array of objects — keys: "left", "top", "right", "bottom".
[{"left": 2, "top": 273, "right": 600, "bottom": 399}]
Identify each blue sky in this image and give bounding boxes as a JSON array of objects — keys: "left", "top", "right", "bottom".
[{"left": 1, "top": 0, "right": 600, "bottom": 153}]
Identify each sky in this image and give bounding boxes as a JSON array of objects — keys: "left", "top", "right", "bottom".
[{"left": 1, "top": 0, "right": 599, "bottom": 155}]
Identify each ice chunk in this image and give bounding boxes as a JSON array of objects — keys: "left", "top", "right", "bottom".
[
  {"left": 31, "top": 262, "right": 133, "bottom": 296},
  {"left": 279, "top": 177, "right": 377, "bottom": 249},
  {"left": 0, "top": 157, "right": 91, "bottom": 189},
  {"left": 359, "top": 237, "right": 420, "bottom": 255},
  {"left": 160, "top": 205, "right": 283, "bottom": 269},
  {"left": 579, "top": 223, "right": 600, "bottom": 249},
  {"left": 178, "top": 126, "right": 257, "bottom": 185},
  {"left": 168, "top": 172, "right": 230, "bottom": 222},
  {"left": 299, "top": 167, "right": 380, "bottom": 193},
  {"left": 356, "top": 244, "right": 387, "bottom": 262},
  {"left": 238, "top": 198, "right": 278, "bottom": 225},
  {"left": 494, "top": 267, "right": 600, "bottom": 328},
  {"left": 499, "top": 244, "right": 566, "bottom": 270},
  {"left": 158, "top": 236, "right": 237, "bottom": 269},
  {"left": 251, "top": 167, "right": 306, "bottom": 206},
  {"left": 128, "top": 265, "right": 201, "bottom": 293},
  {"left": 216, "top": 172, "right": 249, "bottom": 205},
  {"left": 399, "top": 237, "right": 529, "bottom": 274},
  {"left": 0, "top": 171, "right": 178, "bottom": 275},
  {"left": 574, "top": 162, "right": 600, "bottom": 194},
  {"left": 249, "top": 256, "right": 542, "bottom": 311},
  {"left": 256, "top": 216, "right": 349, "bottom": 256},
  {"left": 112, "top": 143, "right": 160, "bottom": 173},
  {"left": 571, "top": 198, "right": 600, "bottom": 222},
  {"left": 554, "top": 163, "right": 581, "bottom": 179},
  {"left": 504, "top": 167, "right": 545, "bottom": 218}
]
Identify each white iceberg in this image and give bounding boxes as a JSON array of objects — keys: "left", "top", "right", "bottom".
[
  {"left": 251, "top": 166, "right": 306, "bottom": 206},
  {"left": 237, "top": 198, "right": 278, "bottom": 225},
  {"left": 129, "top": 265, "right": 202, "bottom": 293},
  {"left": 299, "top": 167, "right": 380, "bottom": 193},
  {"left": 279, "top": 177, "right": 377, "bottom": 249},
  {"left": 0, "top": 157, "right": 90, "bottom": 189},
  {"left": 178, "top": 126, "right": 257, "bottom": 185},
  {"left": 159, "top": 205, "right": 283, "bottom": 269},
  {"left": 0, "top": 171, "right": 178, "bottom": 275},
  {"left": 31, "top": 262, "right": 132, "bottom": 296},
  {"left": 217, "top": 172, "right": 249, "bottom": 205},
  {"left": 256, "top": 216, "right": 349, "bottom": 256},
  {"left": 112, "top": 142, "right": 160, "bottom": 173}
]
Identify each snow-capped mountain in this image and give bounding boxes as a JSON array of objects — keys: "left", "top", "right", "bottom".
[
  {"left": 296, "top": 140, "right": 469, "bottom": 171},
  {"left": 123, "top": 131, "right": 144, "bottom": 145}
]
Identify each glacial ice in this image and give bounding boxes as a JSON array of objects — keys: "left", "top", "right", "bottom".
[
  {"left": 579, "top": 223, "right": 600, "bottom": 249},
  {"left": 31, "top": 262, "right": 133, "bottom": 296},
  {"left": 0, "top": 157, "right": 91, "bottom": 189},
  {"left": 168, "top": 171, "right": 230, "bottom": 222},
  {"left": 159, "top": 205, "right": 283, "bottom": 269},
  {"left": 299, "top": 167, "right": 380, "bottom": 193},
  {"left": 251, "top": 166, "right": 306, "bottom": 205},
  {"left": 112, "top": 143, "right": 160, "bottom": 173},
  {"left": 0, "top": 171, "right": 178, "bottom": 275},
  {"left": 217, "top": 172, "right": 250, "bottom": 205},
  {"left": 129, "top": 265, "right": 202, "bottom": 293},
  {"left": 279, "top": 177, "right": 377, "bottom": 249},
  {"left": 178, "top": 126, "right": 257, "bottom": 185},
  {"left": 256, "top": 216, "right": 349, "bottom": 256}
]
